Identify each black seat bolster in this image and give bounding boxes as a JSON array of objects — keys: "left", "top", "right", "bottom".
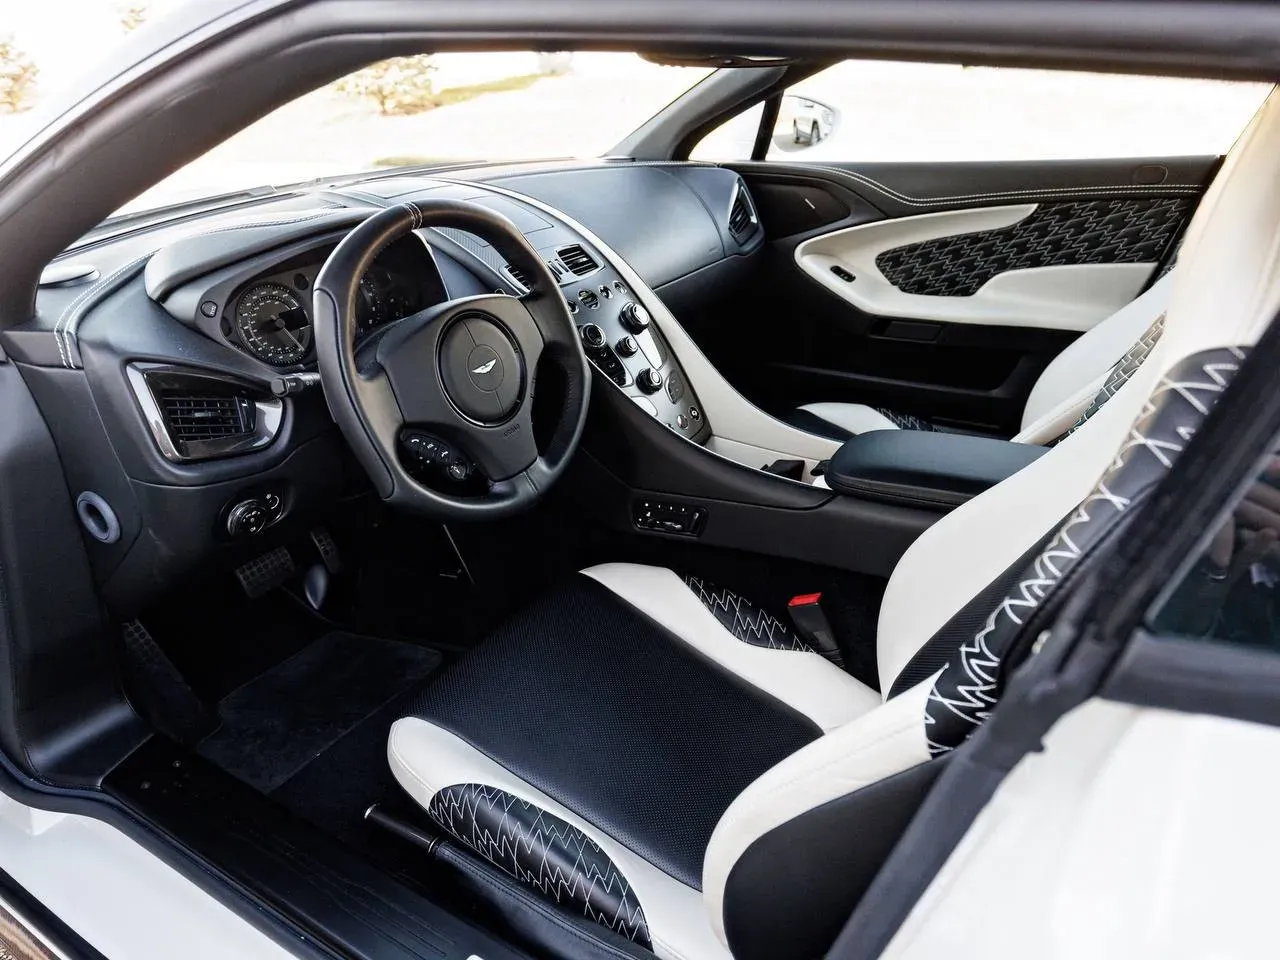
[
  {"left": 825, "top": 430, "right": 1048, "bottom": 510},
  {"left": 721, "top": 759, "right": 947, "bottom": 960}
]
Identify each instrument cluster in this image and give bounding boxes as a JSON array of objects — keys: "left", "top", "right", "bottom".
[{"left": 229, "top": 234, "right": 444, "bottom": 367}]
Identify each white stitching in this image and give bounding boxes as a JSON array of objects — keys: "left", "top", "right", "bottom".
[
  {"left": 744, "top": 162, "right": 1201, "bottom": 207},
  {"left": 55, "top": 252, "right": 151, "bottom": 367}
]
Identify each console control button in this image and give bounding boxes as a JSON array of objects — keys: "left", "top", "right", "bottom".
[
  {"left": 616, "top": 335, "right": 639, "bottom": 357},
  {"left": 689, "top": 406, "right": 701, "bottom": 421},
  {"left": 598, "top": 285, "right": 613, "bottom": 299},
  {"left": 633, "top": 499, "right": 706, "bottom": 537},
  {"left": 665, "top": 370, "right": 686, "bottom": 403},
  {"left": 579, "top": 323, "right": 606, "bottom": 349},
  {"left": 620, "top": 301, "right": 651, "bottom": 333},
  {"left": 676, "top": 414, "right": 689, "bottom": 430},
  {"left": 637, "top": 368, "right": 663, "bottom": 393}
]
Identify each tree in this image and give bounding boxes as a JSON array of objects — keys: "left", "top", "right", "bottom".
[
  {"left": 333, "top": 55, "right": 439, "bottom": 116},
  {"left": 120, "top": 4, "right": 149, "bottom": 32},
  {"left": 0, "top": 35, "right": 38, "bottom": 114}
]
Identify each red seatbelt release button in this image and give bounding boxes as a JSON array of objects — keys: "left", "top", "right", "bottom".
[{"left": 787, "top": 593, "right": 843, "bottom": 666}]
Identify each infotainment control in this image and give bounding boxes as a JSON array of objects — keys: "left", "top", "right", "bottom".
[{"left": 563, "top": 272, "right": 709, "bottom": 443}]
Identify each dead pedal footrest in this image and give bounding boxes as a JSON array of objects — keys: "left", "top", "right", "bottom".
[{"left": 235, "top": 546, "right": 295, "bottom": 598}]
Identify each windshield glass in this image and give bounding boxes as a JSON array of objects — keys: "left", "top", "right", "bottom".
[
  {"left": 2, "top": 7, "right": 711, "bottom": 220},
  {"left": 118, "top": 51, "right": 710, "bottom": 216},
  {"left": 3, "top": 26, "right": 711, "bottom": 218}
]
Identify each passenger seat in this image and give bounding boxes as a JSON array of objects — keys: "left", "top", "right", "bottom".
[{"left": 790, "top": 271, "right": 1173, "bottom": 444}]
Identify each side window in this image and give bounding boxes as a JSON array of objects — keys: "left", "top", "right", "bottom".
[
  {"left": 1150, "top": 449, "right": 1280, "bottom": 650},
  {"left": 691, "top": 62, "right": 1270, "bottom": 162}
]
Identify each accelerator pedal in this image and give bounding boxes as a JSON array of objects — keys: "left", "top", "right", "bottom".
[{"left": 310, "top": 527, "right": 342, "bottom": 574}]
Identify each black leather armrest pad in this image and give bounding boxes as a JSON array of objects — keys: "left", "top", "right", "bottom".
[{"left": 826, "top": 430, "right": 1048, "bottom": 509}]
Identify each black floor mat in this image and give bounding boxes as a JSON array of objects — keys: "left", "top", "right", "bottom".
[
  {"left": 199, "top": 632, "right": 441, "bottom": 793},
  {"left": 269, "top": 683, "right": 428, "bottom": 843}
]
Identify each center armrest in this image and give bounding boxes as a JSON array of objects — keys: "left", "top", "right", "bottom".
[{"left": 825, "top": 430, "right": 1048, "bottom": 510}]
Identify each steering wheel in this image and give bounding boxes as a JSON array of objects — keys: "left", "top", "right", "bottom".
[{"left": 313, "top": 199, "right": 591, "bottom": 519}]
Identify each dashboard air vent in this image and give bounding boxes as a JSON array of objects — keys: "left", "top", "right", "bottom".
[
  {"left": 127, "top": 364, "right": 283, "bottom": 463},
  {"left": 505, "top": 264, "right": 531, "bottom": 290},
  {"left": 557, "top": 244, "right": 599, "bottom": 277},
  {"left": 159, "top": 393, "right": 252, "bottom": 444},
  {"left": 728, "top": 180, "right": 759, "bottom": 243}
]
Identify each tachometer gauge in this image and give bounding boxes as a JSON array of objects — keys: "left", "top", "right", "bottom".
[{"left": 234, "top": 283, "right": 311, "bottom": 366}]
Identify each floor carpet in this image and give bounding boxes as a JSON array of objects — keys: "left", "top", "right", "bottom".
[{"left": 199, "top": 632, "right": 442, "bottom": 794}]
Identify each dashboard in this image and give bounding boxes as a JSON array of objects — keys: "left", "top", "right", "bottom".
[{"left": 3, "top": 160, "right": 766, "bottom": 614}]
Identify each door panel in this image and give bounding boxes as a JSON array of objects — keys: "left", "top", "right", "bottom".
[
  {"left": 694, "top": 156, "right": 1217, "bottom": 435},
  {"left": 793, "top": 203, "right": 1162, "bottom": 331}
]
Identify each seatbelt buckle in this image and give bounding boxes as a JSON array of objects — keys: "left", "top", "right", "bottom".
[{"left": 787, "top": 593, "right": 844, "bottom": 667}]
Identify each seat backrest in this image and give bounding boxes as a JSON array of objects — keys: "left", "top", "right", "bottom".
[
  {"left": 703, "top": 88, "right": 1280, "bottom": 960},
  {"left": 1014, "top": 271, "right": 1174, "bottom": 444}
]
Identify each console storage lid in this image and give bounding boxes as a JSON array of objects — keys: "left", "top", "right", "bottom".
[{"left": 825, "top": 430, "right": 1048, "bottom": 510}]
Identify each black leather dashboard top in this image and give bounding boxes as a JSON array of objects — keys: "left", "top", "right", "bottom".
[{"left": 488, "top": 164, "right": 750, "bottom": 287}]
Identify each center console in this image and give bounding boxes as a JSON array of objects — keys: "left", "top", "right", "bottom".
[
  {"left": 555, "top": 260, "right": 711, "bottom": 446},
  {"left": 823, "top": 430, "right": 1048, "bottom": 510}
]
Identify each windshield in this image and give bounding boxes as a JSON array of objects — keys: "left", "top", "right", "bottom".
[
  {"left": 1, "top": 7, "right": 711, "bottom": 219},
  {"left": 119, "top": 51, "right": 710, "bottom": 216}
]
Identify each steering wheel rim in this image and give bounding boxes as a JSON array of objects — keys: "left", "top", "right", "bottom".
[{"left": 313, "top": 199, "right": 591, "bottom": 519}]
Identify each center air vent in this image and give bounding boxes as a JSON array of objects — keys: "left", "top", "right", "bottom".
[
  {"left": 557, "top": 244, "right": 599, "bottom": 277},
  {"left": 728, "top": 180, "right": 759, "bottom": 243},
  {"left": 127, "top": 364, "right": 283, "bottom": 463}
]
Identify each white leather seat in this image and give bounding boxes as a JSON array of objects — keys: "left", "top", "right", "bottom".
[
  {"left": 389, "top": 91, "right": 1280, "bottom": 960},
  {"left": 794, "top": 268, "right": 1174, "bottom": 444}
]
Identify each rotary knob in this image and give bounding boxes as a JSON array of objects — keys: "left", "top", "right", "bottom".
[
  {"left": 637, "top": 368, "right": 663, "bottom": 394},
  {"left": 616, "top": 335, "right": 639, "bottom": 357},
  {"left": 226, "top": 500, "right": 269, "bottom": 537},
  {"left": 620, "top": 301, "right": 651, "bottom": 333},
  {"left": 579, "top": 323, "right": 606, "bottom": 349}
]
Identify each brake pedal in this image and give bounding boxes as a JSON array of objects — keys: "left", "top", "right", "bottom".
[{"left": 234, "top": 546, "right": 296, "bottom": 598}]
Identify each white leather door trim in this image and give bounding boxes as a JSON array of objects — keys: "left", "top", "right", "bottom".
[{"left": 794, "top": 205, "right": 1155, "bottom": 332}]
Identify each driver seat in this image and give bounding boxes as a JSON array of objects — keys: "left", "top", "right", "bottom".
[{"left": 388, "top": 91, "right": 1280, "bottom": 960}]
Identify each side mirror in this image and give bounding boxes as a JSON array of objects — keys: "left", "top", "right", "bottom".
[{"left": 776, "top": 95, "right": 839, "bottom": 152}]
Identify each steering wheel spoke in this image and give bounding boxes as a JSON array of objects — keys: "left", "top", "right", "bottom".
[{"left": 314, "top": 200, "right": 590, "bottom": 518}]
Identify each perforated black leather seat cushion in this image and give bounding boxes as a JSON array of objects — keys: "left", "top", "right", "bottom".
[{"left": 412, "top": 574, "right": 823, "bottom": 888}]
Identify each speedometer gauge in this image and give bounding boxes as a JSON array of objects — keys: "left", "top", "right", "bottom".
[{"left": 234, "top": 283, "right": 312, "bottom": 366}]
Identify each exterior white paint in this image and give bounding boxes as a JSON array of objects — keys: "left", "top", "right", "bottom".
[
  {"left": 0, "top": 792, "right": 296, "bottom": 960},
  {"left": 885, "top": 700, "right": 1280, "bottom": 960}
]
